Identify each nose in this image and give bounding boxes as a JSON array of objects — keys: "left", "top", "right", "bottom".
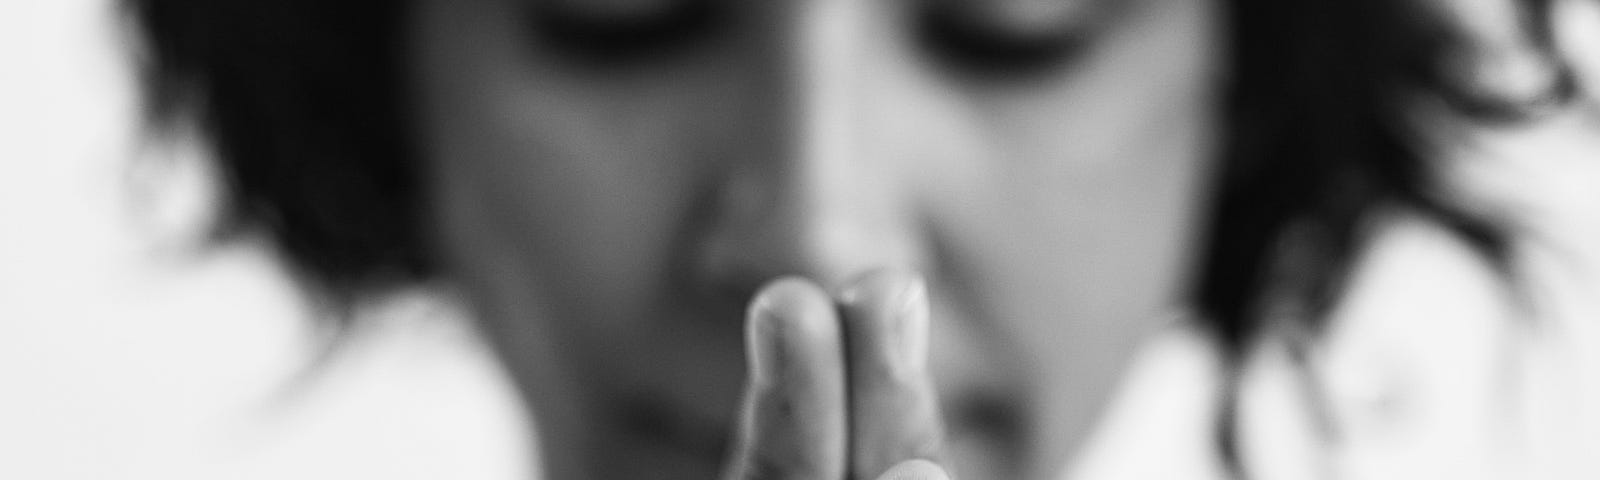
[{"left": 689, "top": 0, "right": 928, "bottom": 302}]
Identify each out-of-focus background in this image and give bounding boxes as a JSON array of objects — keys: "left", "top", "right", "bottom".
[
  {"left": 8, "top": 0, "right": 1600, "bottom": 479},
  {"left": 0, "top": 2, "right": 529, "bottom": 478}
]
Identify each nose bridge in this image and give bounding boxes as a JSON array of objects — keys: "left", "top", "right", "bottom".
[
  {"left": 794, "top": 0, "right": 865, "bottom": 182},
  {"left": 785, "top": 0, "right": 876, "bottom": 279},
  {"left": 696, "top": 0, "right": 916, "bottom": 290}
]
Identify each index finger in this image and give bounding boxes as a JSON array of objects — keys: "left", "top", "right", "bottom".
[
  {"left": 724, "top": 277, "right": 850, "bottom": 480},
  {"left": 838, "top": 270, "right": 945, "bottom": 480}
]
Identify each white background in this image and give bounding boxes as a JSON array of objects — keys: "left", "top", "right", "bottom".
[{"left": 0, "top": 1, "right": 530, "bottom": 478}]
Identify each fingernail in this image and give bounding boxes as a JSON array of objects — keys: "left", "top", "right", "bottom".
[
  {"left": 876, "top": 459, "right": 950, "bottom": 480},
  {"left": 896, "top": 277, "right": 929, "bottom": 375}
]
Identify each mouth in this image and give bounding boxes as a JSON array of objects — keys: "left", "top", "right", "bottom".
[
  {"left": 613, "top": 391, "right": 735, "bottom": 465},
  {"left": 602, "top": 281, "right": 1026, "bottom": 476},
  {"left": 950, "top": 390, "right": 1025, "bottom": 446},
  {"left": 609, "top": 386, "right": 1026, "bottom": 475},
  {"left": 943, "top": 390, "right": 1026, "bottom": 478}
]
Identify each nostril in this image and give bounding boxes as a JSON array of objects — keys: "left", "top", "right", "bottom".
[
  {"left": 668, "top": 256, "right": 754, "bottom": 327},
  {"left": 677, "top": 155, "right": 927, "bottom": 314},
  {"left": 684, "top": 211, "right": 932, "bottom": 313},
  {"left": 675, "top": 222, "right": 793, "bottom": 322}
]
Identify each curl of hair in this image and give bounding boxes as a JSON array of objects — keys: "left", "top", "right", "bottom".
[
  {"left": 125, "top": 0, "right": 428, "bottom": 303},
  {"left": 1200, "top": 1, "right": 1573, "bottom": 474},
  {"left": 126, "top": 0, "right": 1578, "bottom": 476},
  {"left": 1197, "top": 0, "right": 1576, "bottom": 356}
]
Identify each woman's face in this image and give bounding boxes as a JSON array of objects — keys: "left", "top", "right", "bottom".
[{"left": 410, "top": 0, "right": 1221, "bottom": 479}]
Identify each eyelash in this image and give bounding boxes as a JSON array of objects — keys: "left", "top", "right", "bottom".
[
  {"left": 914, "top": 8, "right": 1091, "bottom": 78},
  {"left": 526, "top": 0, "right": 721, "bottom": 66},
  {"left": 527, "top": 1, "right": 1089, "bottom": 76}
]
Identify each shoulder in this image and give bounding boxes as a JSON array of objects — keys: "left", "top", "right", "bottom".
[
  {"left": 1330, "top": 209, "right": 1518, "bottom": 334},
  {"left": 1065, "top": 320, "right": 1230, "bottom": 480},
  {"left": 1064, "top": 209, "right": 1528, "bottom": 480},
  {"left": 1238, "top": 208, "right": 1525, "bottom": 478}
]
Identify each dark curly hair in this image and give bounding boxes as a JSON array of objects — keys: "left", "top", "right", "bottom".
[
  {"left": 122, "top": 0, "right": 1568, "bottom": 339},
  {"left": 127, "top": 0, "right": 428, "bottom": 298},
  {"left": 1203, "top": 0, "right": 1571, "bottom": 356},
  {"left": 1197, "top": 0, "right": 1571, "bottom": 472},
  {"left": 124, "top": 0, "right": 1571, "bottom": 474}
]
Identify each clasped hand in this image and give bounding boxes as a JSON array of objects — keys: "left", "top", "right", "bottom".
[{"left": 721, "top": 270, "right": 953, "bottom": 480}]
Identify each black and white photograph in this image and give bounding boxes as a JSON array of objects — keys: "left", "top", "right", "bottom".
[{"left": 3, "top": 0, "right": 1600, "bottom": 478}]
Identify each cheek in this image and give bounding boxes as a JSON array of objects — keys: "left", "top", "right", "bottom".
[
  {"left": 915, "top": 0, "right": 1219, "bottom": 461},
  {"left": 932, "top": 0, "right": 1218, "bottom": 357},
  {"left": 477, "top": 90, "right": 701, "bottom": 310},
  {"left": 954, "top": 83, "right": 1213, "bottom": 480},
  {"left": 411, "top": 0, "right": 727, "bottom": 333}
]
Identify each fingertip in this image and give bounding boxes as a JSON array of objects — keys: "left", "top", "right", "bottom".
[
  {"left": 837, "top": 269, "right": 922, "bottom": 309},
  {"left": 836, "top": 270, "right": 944, "bottom": 478},
  {"left": 875, "top": 459, "right": 951, "bottom": 480},
  {"left": 746, "top": 276, "right": 842, "bottom": 384},
  {"left": 837, "top": 269, "right": 930, "bottom": 377},
  {"left": 732, "top": 277, "right": 850, "bottom": 480},
  {"left": 749, "top": 276, "right": 840, "bottom": 343}
]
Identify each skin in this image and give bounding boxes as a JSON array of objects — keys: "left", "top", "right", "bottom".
[{"left": 408, "top": 0, "right": 1222, "bottom": 479}]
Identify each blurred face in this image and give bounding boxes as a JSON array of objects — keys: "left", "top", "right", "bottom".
[{"left": 410, "top": 0, "right": 1221, "bottom": 479}]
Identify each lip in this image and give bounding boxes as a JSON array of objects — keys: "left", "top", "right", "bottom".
[
  {"left": 604, "top": 280, "right": 1023, "bottom": 471},
  {"left": 610, "top": 385, "right": 1024, "bottom": 471},
  {"left": 950, "top": 390, "right": 1024, "bottom": 440},
  {"left": 612, "top": 390, "right": 735, "bottom": 463}
]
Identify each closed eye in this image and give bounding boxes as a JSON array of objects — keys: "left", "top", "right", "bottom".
[
  {"left": 525, "top": 0, "right": 722, "bottom": 67},
  {"left": 915, "top": 1, "right": 1098, "bottom": 78}
]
